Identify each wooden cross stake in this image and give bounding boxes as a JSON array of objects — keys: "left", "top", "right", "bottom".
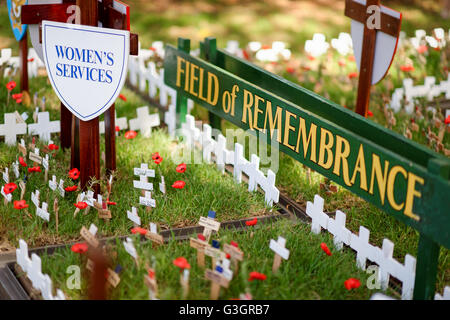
[{"left": 345, "top": 0, "right": 401, "bottom": 117}]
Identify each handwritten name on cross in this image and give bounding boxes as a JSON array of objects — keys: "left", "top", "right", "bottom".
[
  {"left": 139, "top": 191, "right": 156, "bottom": 208},
  {"left": 199, "top": 210, "right": 221, "bottom": 242},
  {"left": 133, "top": 163, "right": 154, "bottom": 191},
  {"left": 345, "top": 0, "right": 402, "bottom": 116}
]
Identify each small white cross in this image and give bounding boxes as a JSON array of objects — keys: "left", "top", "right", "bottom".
[
  {"left": 84, "top": 190, "right": 95, "bottom": 207},
  {"left": 42, "top": 154, "right": 49, "bottom": 171},
  {"left": 27, "top": 112, "right": 60, "bottom": 142},
  {"left": 159, "top": 176, "right": 166, "bottom": 194},
  {"left": 31, "top": 190, "right": 40, "bottom": 207},
  {"left": 12, "top": 161, "right": 19, "bottom": 179},
  {"left": 57, "top": 179, "right": 65, "bottom": 197},
  {"left": 270, "top": 236, "right": 290, "bottom": 260},
  {"left": 0, "top": 113, "right": 27, "bottom": 146},
  {"left": 123, "top": 237, "right": 138, "bottom": 259},
  {"left": 127, "top": 207, "right": 141, "bottom": 226},
  {"left": 49, "top": 175, "right": 57, "bottom": 191},
  {"left": 306, "top": 194, "right": 329, "bottom": 234},
  {"left": 129, "top": 106, "right": 160, "bottom": 137},
  {"left": 36, "top": 202, "right": 50, "bottom": 222},
  {"left": 2, "top": 167, "right": 9, "bottom": 184},
  {"left": 133, "top": 164, "right": 154, "bottom": 191},
  {"left": 139, "top": 191, "right": 156, "bottom": 207},
  {"left": 149, "top": 222, "right": 157, "bottom": 234}
]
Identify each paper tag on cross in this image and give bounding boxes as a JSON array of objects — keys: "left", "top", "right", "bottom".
[
  {"left": 80, "top": 226, "right": 99, "bottom": 248},
  {"left": 2, "top": 168, "right": 9, "bottom": 184}
]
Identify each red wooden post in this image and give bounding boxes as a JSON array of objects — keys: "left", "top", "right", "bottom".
[
  {"left": 76, "top": 0, "right": 101, "bottom": 195},
  {"left": 104, "top": 104, "right": 116, "bottom": 176},
  {"left": 19, "top": 32, "right": 29, "bottom": 93},
  {"left": 355, "top": 0, "right": 379, "bottom": 117}
]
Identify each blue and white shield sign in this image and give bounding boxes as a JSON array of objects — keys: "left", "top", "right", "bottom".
[
  {"left": 7, "top": 0, "right": 28, "bottom": 41},
  {"left": 42, "top": 20, "right": 130, "bottom": 121}
]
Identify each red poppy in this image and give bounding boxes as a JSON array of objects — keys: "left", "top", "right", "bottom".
[
  {"left": 344, "top": 278, "right": 360, "bottom": 290},
  {"left": 68, "top": 168, "right": 80, "bottom": 180},
  {"left": 28, "top": 166, "right": 41, "bottom": 173},
  {"left": 307, "top": 55, "right": 315, "bottom": 61},
  {"left": 248, "top": 271, "right": 266, "bottom": 281},
  {"left": 12, "top": 93, "right": 22, "bottom": 100},
  {"left": 172, "top": 180, "right": 185, "bottom": 189},
  {"left": 230, "top": 241, "right": 239, "bottom": 248},
  {"left": 176, "top": 163, "right": 187, "bottom": 173},
  {"left": 320, "top": 242, "right": 332, "bottom": 256},
  {"left": 107, "top": 201, "right": 117, "bottom": 206},
  {"left": 65, "top": 185, "right": 78, "bottom": 192},
  {"left": 131, "top": 227, "right": 148, "bottom": 236},
  {"left": 71, "top": 243, "right": 88, "bottom": 254},
  {"left": 152, "top": 152, "right": 160, "bottom": 160},
  {"left": 173, "top": 257, "right": 190, "bottom": 270},
  {"left": 15, "top": 98, "right": 22, "bottom": 104},
  {"left": 153, "top": 154, "right": 163, "bottom": 164},
  {"left": 400, "top": 65, "right": 414, "bottom": 72},
  {"left": 367, "top": 110, "right": 373, "bottom": 117},
  {"left": 74, "top": 202, "right": 88, "bottom": 210},
  {"left": 286, "top": 67, "right": 295, "bottom": 74},
  {"left": 115, "top": 126, "right": 120, "bottom": 132},
  {"left": 348, "top": 55, "right": 355, "bottom": 62},
  {"left": 124, "top": 130, "right": 137, "bottom": 139},
  {"left": 14, "top": 200, "right": 29, "bottom": 210},
  {"left": 148, "top": 269, "right": 155, "bottom": 279},
  {"left": 48, "top": 143, "right": 59, "bottom": 151},
  {"left": 149, "top": 47, "right": 156, "bottom": 52},
  {"left": 6, "top": 81, "right": 16, "bottom": 92},
  {"left": 242, "top": 50, "right": 250, "bottom": 60},
  {"left": 119, "top": 93, "right": 127, "bottom": 101},
  {"left": 261, "top": 44, "right": 271, "bottom": 50},
  {"left": 197, "top": 233, "right": 206, "bottom": 241},
  {"left": 417, "top": 45, "right": 428, "bottom": 54},
  {"left": 19, "top": 156, "right": 27, "bottom": 167},
  {"left": 226, "top": 253, "right": 231, "bottom": 259},
  {"left": 445, "top": 115, "right": 450, "bottom": 125},
  {"left": 245, "top": 218, "right": 257, "bottom": 226},
  {"left": 338, "top": 60, "right": 346, "bottom": 67},
  {"left": 28, "top": 57, "right": 35, "bottom": 62},
  {"left": 4, "top": 183, "right": 17, "bottom": 194},
  {"left": 348, "top": 72, "right": 358, "bottom": 79}
]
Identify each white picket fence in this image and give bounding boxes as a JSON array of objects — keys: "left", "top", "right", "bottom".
[
  {"left": 306, "top": 193, "right": 443, "bottom": 300},
  {"left": 181, "top": 114, "right": 280, "bottom": 207},
  {"left": 389, "top": 76, "right": 450, "bottom": 115}
]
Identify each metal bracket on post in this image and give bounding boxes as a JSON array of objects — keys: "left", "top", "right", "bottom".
[
  {"left": 204, "top": 37, "right": 222, "bottom": 131},
  {"left": 175, "top": 38, "right": 190, "bottom": 130},
  {"left": 413, "top": 158, "right": 449, "bottom": 299}
]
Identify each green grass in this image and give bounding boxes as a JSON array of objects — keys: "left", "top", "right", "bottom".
[{"left": 40, "top": 219, "right": 385, "bottom": 300}]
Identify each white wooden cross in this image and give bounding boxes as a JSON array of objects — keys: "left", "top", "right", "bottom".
[
  {"left": 199, "top": 211, "right": 221, "bottom": 242},
  {"left": 269, "top": 236, "right": 290, "bottom": 272},
  {"left": 42, "top": 154, "right": 49, "bottom": 171},
  {"left": 31, "top": 190, "right": 40, "bottom": 207},
  {"left": 133, "top": 163, "right": 154, "bottom": 191},
  {"left": 27, "top": 112, "right": 60, "bottom": 142},
  {"left": 123, "top": 237, "right": 138, "bottom": 260},
  {"left": 127, "top": 207, "right": 141, "bottom": 226},
  {"left": 2, "top": 167, "right": 9, "bottom": 184},
  {"left": 48, "top": 175, "right": 57, "bottom": 191},
  {"left": 28, "top": 253, "right": 45, "bottom": 290},
  {"left": 328, "top": 210, "right": 352, "bottom": 250},
  {"left": 0, "top": 113, "right": 27, "bottom": 146},
  {"left": 139, "top": 191, "right": 156, "bottom": 208},
  {"left": 84, "top": 190, "right": 95, "bottom": 207},
  {"left": 12, "top": 161, "right": 20, "bottom": 179},
  {"left": 350, "top": 225, "right": 372, "bottom": 270},
  {"left": 99, "top": 111, "right": 128, "bottom": 134},
  {"left": 306, "top": 194, "right": 329, "bottom": 234},
  {"left": 57, "top": 179, "right": 65, "bottom": 197},
  {"left": 36, "top": 202, "right": 50, "bottom": 222},
  {"left": 1, "top": 186, "right": 12, "bottom": 202},
  {"left": 16, "top": 239, "right": 31, "bottom": 273},
  {"left": 305, "top": 33, "right": 329, "bottom": 58},
  {"left": 258, "top": 169, "right": 280, "bottom": 207},
  {"left": 29, "top": 147, "right": 42, "bottom": 165},
  {"left": 129, "top": 106, "right": 160, "bottom": 137},
  {"left": 159, "top": 176, "right": 166, "bottom": 194}
]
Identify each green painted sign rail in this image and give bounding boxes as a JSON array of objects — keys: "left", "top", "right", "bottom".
[{"left": 164, "top": 37, "right": 450, "bottom": 299}]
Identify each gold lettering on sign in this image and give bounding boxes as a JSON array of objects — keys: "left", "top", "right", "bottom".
[
  {"left": 387, "top": 165, "right": 407, "bottom": 211},
  {"left": 263, "top": 102, "right": 282, "bottom": 143},
  {"left": 295, "top": 118, "right": 317, "bottom": 163},
  {"left": 403, "top": 172, "right": 424, "bottom": 221},
  {"left": 283, "top": 111, "right": 297, "bottom": 151},
  {"left": 369, "top": 154, "right": 389, "bottom": 205},
  {"left": 350, "top": 145, "right": 368, "bottom": 191},
  {"left": 242, "top": 89, "right": 253, "bottom": 129},
  {"left": 333, "top": 135, "right": 351, "bottom": 186},
  {"left": 318, "top": 128, "right": 334, "bottom": 169}
]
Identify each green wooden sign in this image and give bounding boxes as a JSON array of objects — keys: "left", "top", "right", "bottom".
[{"left": 164, "top": 37, "right": 450, "bottom": 299}]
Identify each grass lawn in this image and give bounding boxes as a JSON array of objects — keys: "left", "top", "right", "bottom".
[{"left": 39, "top": 219, "right": 383, "bottom": 300}]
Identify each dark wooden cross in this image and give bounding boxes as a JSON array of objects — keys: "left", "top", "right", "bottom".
[
  {"left": 22, "top": 0, "right": 138, "bottom": 194},
  {"left": 345, "top": 0, "right": 401, "bottom": 117}
]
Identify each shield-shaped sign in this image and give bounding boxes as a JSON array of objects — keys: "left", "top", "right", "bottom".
[
  {"left": 42, "top": 20, "right": 129, "bottom": 121},
  {"left": 7, "top": 0, "right": 28, "bottom": 41},
  {"left": 350, "top": 1, "right": 402, "bottom": 85}
]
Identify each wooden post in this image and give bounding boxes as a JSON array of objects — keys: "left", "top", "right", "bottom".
[
  {"left": 19, "top": 32, "right": 29, "bottom": 93},
  {"left": 176, "top": 38, "right": 190, "bottom": 129},
  {"left": 204, "top": 37, "right": 222, "bottom": 131},
  {"left": 104, "top": 104, "right": 116, "bottom": 176},
  {"left": 71, "top": 115, "right": 80, "bottom": 170},
  {"left": 75, "top": 0, "right": 100, "bottom": 195},
  {"left": 354, "top": 0, "right": 379, "bottom": 117},
  {"left": 413, "top": 159, "right": 449, "bottom": 299},
  {"left": 60, "top": 103, "right": 72, "bottom": 149}
]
